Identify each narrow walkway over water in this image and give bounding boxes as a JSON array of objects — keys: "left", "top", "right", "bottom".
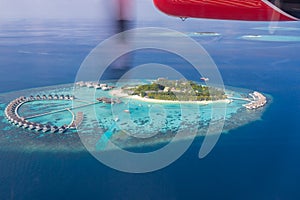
[
  {"left": 25, "top": 101, "right": 100, "bottom": 119},
  {"left": 228, "top": 97, "right": 252, "bottom": 102}
]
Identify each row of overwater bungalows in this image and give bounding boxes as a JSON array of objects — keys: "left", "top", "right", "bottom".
[
  {"left": 28, "top": 94, "right": 75, "bottom": 101},
  {"left": 76, "top": 81, "right": 115, "bottom": 91},
  {"left": 5, "top": 95, "right": 74, "bottom": 133}
]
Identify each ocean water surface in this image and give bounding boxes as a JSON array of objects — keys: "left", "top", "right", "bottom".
[{"left": 0, "top": 19, "right": 300, "bottom": 199}]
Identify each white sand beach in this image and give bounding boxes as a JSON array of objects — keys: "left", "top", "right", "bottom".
[{"left": 110, "top": 88, "right": 230, "bottom": 104}]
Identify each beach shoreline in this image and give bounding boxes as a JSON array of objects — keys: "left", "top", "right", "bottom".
[{"left": 110, "top": 88, "right": 230, "bottom": 104}]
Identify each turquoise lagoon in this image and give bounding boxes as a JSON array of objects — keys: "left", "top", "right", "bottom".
[{"left": 0, "top": 81, "right": 269, "bottom": 153}]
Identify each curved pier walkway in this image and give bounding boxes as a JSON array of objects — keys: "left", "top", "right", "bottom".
[{"left": 4, "top": 95, "right": 100, "bottom": 134}]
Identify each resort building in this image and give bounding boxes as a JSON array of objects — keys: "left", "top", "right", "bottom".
[
  {"left": 76, "top": 81, "right": 114, "bottom": 91},
  {"left": 243, "top": 92, "right": 267, "bottom": 110}
]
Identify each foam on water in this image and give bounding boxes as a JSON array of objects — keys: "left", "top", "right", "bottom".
[
  {"left": 240, "top": 35, "right": 300, "bottom": 42},
  {"left": 253, "top": 27, "right": 300, "bottom": 31}
]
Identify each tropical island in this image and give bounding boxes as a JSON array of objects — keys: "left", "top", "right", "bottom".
[
  {"left": 0, "top": 79, "right": 269, "bottom": 152},
  {"left": 120, "top": 78, "right": 227, "bottom": 102}
]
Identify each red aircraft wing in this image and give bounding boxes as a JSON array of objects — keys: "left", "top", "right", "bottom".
[{"left": 153, "top": 0, "right": 299, "bottom": 21}]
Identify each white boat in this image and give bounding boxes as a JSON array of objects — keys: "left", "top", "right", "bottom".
[{"left": 200, "top": 77, "right": 209, "bottom": 81}]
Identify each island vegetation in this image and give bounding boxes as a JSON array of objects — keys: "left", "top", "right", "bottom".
[{"left": 122, "top": 78, "right": 227, "bottom": 101}]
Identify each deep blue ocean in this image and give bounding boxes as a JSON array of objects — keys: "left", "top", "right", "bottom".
[{"left": 0, "top": 19, "right": 300, "bottom": 199}]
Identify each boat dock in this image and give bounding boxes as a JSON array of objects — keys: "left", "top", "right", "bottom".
[{"left": 96, "top": 97, "right": 122, "bottom": 104}]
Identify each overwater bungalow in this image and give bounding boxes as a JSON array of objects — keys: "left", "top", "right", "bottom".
[
  {"left": 9, "top": 118, "right": 14, "bottom": 124},
  {"left": 50, "top": 126, "right": 59, "bottom": 133},
  {"left": 7, "top": 115, "right": 13, "bottom": 122},
  {"left": 14, "top": 100, "right": 20, "bottom": 104},
  {"left": 10, "top": 104, "right": 16, "bottom": 109},
  {"left": 30, "top": 95, "right": 35, "bottom": 100},
  {"left": 23, "top": 122, "right": 30, "bottom": 129},
  {"left": 13, "top": 119, "right": 20, "bottom": 125},
  {"left": 42, "top": 125, "right": 51, "bottom": 133},
  {"left": 58, "top": 125, "right": 67, "bottom": 133},
  {"left": 35, "top": 124, "right": 43, "bottom": 131},
  {"left": 94, "top": 85, "right": 102, "bottom": 89},
  {"left": 59, "top": 95, "right": 64, "bottom": 100},
  {"left": 36, "top": 95, "right": 41, "bottom": 100},
  {"left": 102, "top": 86, "right": 109, "bottom": 91},
  {"left": 54, "top": 94, "right": 59, "bottom": 100},
  {"left": 42, "top": 95, "right": 47, "bottom": 100},
  {"left": 64, "top": 95, "right": 70, "bottom": 100},
  {"left": 76, "top": 81, "right": 86, "bottom": 87},
  {"left": 29, "top": 123, "right": 36, "bottom": 130},
  {"left": 48, "top": 95, "right": 53, "bottom": 100},
  {"left": 20, "top": 96, "right": 26, "bottom": 101},
  {"left": 17, "top": 120, "right": 25, "bottom": 127},
  {"left": 86, "top": 82, "right": 94, "bottom": 88},
  {"left": 6, "top": 115, "right": 11, "bottom": 121},
  {"left": 76, "top": 81, "right": 83, "bottom": 86},
  {"left": 70, "top": 95, "right": 75, "bottom": 100}
]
